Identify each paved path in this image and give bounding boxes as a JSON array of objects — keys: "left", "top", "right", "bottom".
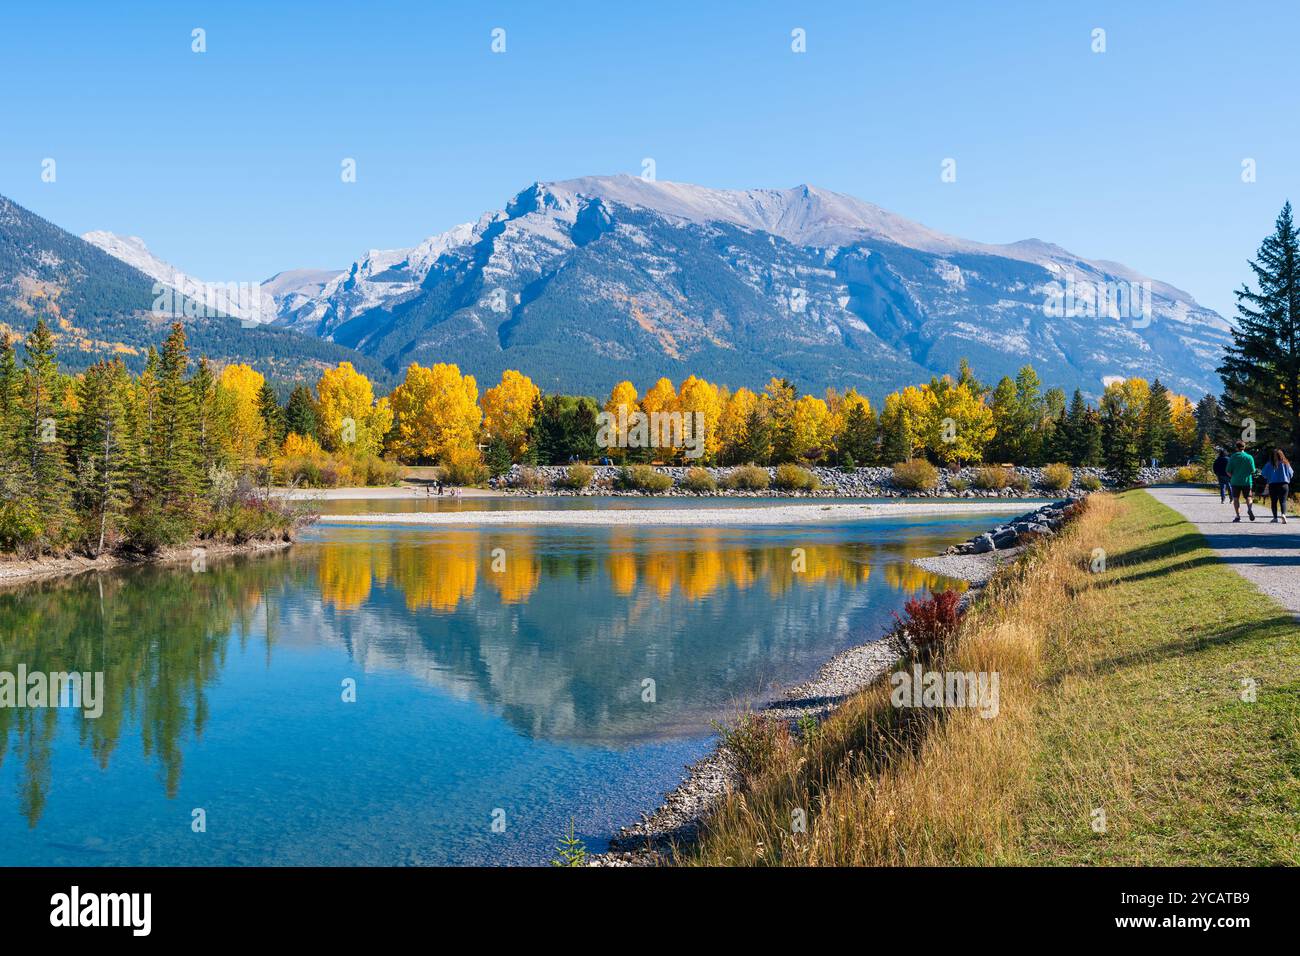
[{"left": 1145, "top": 486, "right": 1300, "bottom": 618}]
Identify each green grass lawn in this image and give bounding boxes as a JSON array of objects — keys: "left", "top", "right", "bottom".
[{"left": 1014, "top": 490, "right": 1300, "bottom": 864}]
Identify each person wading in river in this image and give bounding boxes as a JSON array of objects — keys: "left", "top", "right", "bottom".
[{"left": 1227, "top": 440, "right": 1258, "bottom": 523}]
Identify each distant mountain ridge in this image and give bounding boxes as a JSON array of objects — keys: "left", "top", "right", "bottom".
[
  {"left": 0, "top": 193, "right": 386, "bottom": 385},
  {"left": 262, "top": 175, "right": 1233, "bottom": 399}
]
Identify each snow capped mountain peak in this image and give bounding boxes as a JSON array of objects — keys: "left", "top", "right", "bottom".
[{"left": 82, "top": 230, "right": 341, "bottom": 325}]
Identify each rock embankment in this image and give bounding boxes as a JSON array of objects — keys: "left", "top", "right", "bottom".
[{"left": 492, "top": 464, "right": 1175, "bottom": 498}]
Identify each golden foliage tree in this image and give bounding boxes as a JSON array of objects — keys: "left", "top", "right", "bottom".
[
  {"left": 482, "top": 369, "right": 539, "bottom": 458},
  {"left": 388, "top": 362, "right": 481, "bottom": 462},
  {"left": 216, "top": 363, "right": 266, "bottom": 463},
  {"left": 316, "top": 361, "right": 392, "bottom": 458}
]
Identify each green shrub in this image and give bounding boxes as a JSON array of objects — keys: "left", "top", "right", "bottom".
[
  {"left": 948, "top": 477, "right": 970, "bottom": 493},
  {"left": 616, "top": 465, "right": 673, "bottom": 493},
  {"left": 1080, "top": 473, "right": 1103, "bottom": 492},
  {"left": 561, "top": 463, "right": 594, "bottom": 489},
  {"left": 722, "top": 464, "right": 771, "bottom": 491},
  {"left": 122, "top": 506, "right": 192, "bottom": 555},
  {"left": 511, "top": 466, "right": 549, "bottom": 491},
  {"left": 773, "top": 463, "right": 820, "bottom": 491},
  {"left": 1041, "top": 463, "right": 1074, "bottom": 491},
  {"left": 0, "top": 500, "right": 44, "bottom": 554},
  {"left": 683, "top": 467, "right": 718, "bottom": 492},
  {"left": 891, "top": 459, "right": 938, "bottom": 491},
  {"left": 359, "top": 455, "right": 402, "bottom": 487},
  {"left": 972, "top": 465, "right": 1011, "bottom": 490},
  {"left": 1008, "top": 472, "right": 1031, "bottom": 493}
]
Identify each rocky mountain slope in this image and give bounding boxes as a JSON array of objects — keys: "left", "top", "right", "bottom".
[
  {"left": 0, "top": 194, "right": 384, "bottom": 384},
  {"left": 269, "top": 175, "right": 1232, "bottom": 399}
]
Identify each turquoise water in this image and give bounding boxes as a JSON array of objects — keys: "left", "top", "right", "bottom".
[{"left": 0, "top": 506, "right": 1004, "bottom": 865}]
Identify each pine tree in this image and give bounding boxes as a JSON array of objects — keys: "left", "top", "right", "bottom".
[
  {"left": 1219, "top": 201, "right": 1300, "bottom": 456},
  {"left": 285, "top": 384, "right": 320, "bottom": 440},
  {"left": 1140, "top": 378, "right": 1173, "bottom": 465},
  {"left": 18, "top": 320, "right": 72, "bottom": 538},
  {"left": 837, "top": 402, "right": 877, "bottom": 465},
  {"left": 73, "top": 360, "right": 132, "bottom": 555},
  {"left": 879, "top": 404, "right": 912, "bottom": 464},
  {"left": 147, "top": 323, "right": 200, "bottom": 508},
  {"left": 190, "top": 358, "right": 228, "bottom": 479},
  {"left": 1102, "top": 391, "right": 1141, "bottom": 485},
  {"left": 1194, "top": 394, "right": 1222, "bottom": 448},
  {"left": 0, "top": 334, "right": 19, "bottom": 461},
  {"left": 257, "top": 381, "right": 286, "bottom": 456},
  {"left": 737, "top": 406, "right": 771, "bottom": 464}
]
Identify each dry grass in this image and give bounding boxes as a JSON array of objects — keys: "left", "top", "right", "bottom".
[{"left": 679, "top": 491, "right": 1300, "bottom": 865}]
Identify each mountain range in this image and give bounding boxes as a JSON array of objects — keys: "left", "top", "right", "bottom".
[{"left": 2, "top": 177, "right": 1233, "bottom": 399}]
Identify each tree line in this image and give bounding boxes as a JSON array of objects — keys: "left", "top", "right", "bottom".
[{"left": 10, "top": 197, "right": 1299, "bottom": 558}]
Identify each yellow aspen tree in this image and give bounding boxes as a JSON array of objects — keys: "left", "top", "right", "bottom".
[
  {"left": 388, "top": 362, "right": 481, "bottom": 462},
  {"left": 603, "top": 380, "right": 639, "bottom": 460},
  {"left": 790, "top": 394, "right": 831, "bottom": 461},
  {"left": 717, "top": 386, "right": 758, "bottom": 463},
  {"left": 217, "top": 363, "right": 267, "bottom": 462},
  {"left": 316, "top": 361, "right": 391, "bottom": 458},
  {"left": 677, "top": 375, "right": 724, "bottom": 462},
  {"left": 482, "top": 369, "right": 540, "bottom": 457}
]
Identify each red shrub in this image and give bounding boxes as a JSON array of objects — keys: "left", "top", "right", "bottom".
[{"left": 889, "top": 589, "right": 963, "bottom": 658}]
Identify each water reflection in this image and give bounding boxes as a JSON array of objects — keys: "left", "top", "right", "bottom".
[{"left": 0, "top": 520, "right": 971, "bottom": 831}]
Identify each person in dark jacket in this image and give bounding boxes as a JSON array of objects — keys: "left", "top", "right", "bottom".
[{"left": 1212, "top": 449, "right": 1231, "bottom": 503}]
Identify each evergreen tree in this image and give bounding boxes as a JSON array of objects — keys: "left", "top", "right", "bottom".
[
  {"left": 1140, "top": 379, "right": 1173, "bottom": 465},
  {"left": 1101, "top": 390, "right": 1141, "bottom": 485},
  {"left": 1194, "top": 393, "right": 1222, "bottom": 448},
  {"left": 257, "top": 381, "right": 286, "bottom": 456},
  {"left": 72, "top": 360, "right": 132, "bottom": 555},
  {"left": 879, "top": 403, "right": 912, "bottom": 463},
  {"left": 18, "top": 320, "right": 71, "bottom": 536},
  {"left": 484, "top": 434, "right": 513, "bottom": 477},
  {"left": 837, "top": 402, "right": 877, "bottom": 465},
  {"left": 738, "top": 406, "right": 771, "bottom": 464},
  {"left": 147, "top": 323, "right": 200, "bottom": 508},
  {"left": 1077, "top": 406, "right": 1104, "bottom": 467},
  {"left": 285, "top": 384, "right": 320, "bottom": 440},
  {"left": 0, "top": 334, "right": 19, "bottom": 461},
  {"left": 190, "top": 358, "right": 228, "bottom": 479},
  {"left": 1219, "top": 201, "right": 1300, "bottom": 456}
]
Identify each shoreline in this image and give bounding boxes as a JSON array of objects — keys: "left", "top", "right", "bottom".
[
  {"left": 0, "top": 537, "right": 295, "bottom": 589},
  {"left": 592, "top": 498, "right": 1076, "bottom": 865},
  {"left": 317, "top": 500, "right": 1035, "bottom": 528}
]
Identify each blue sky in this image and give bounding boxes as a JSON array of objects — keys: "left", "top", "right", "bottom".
[{"left": 1, "top": 0, "right": 1295, "bottom": 318}]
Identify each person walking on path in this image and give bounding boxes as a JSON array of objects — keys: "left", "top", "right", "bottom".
[
  {"left": 1227, "top": 441, "right": 1258, "bottom": 522},
  {"left": 1262, "top": 449, "right": 1293, "bottom": 524},
  {"left": 1213, "top": 448, "right": 1231, "bottom": 503}
]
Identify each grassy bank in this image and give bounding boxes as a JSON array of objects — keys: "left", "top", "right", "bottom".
[{"left": 680, "top": 490, "right": 1299, "bottom": 865}]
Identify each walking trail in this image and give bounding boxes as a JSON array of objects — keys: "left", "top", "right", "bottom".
[{"left": 1146, "top": 486, "right": 1300, "bottom": 618}]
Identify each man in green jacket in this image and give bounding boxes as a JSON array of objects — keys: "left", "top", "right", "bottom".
[{"left": 1227, "top": 440, "right": 1257, "bottom": 522}]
